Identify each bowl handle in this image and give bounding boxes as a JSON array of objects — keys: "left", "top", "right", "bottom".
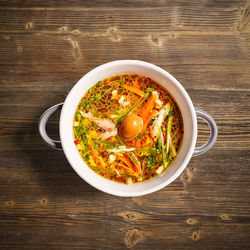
[
  {"left": 38, "top": 103, "right": 64, "bottom": 150},
  {"left": 193, "top": 108, "right": 218, "bottom": 157}
]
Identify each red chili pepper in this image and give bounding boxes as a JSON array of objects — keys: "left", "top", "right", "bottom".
[{"left": 74, "top": 140, "right": 80, "bottom": 145}]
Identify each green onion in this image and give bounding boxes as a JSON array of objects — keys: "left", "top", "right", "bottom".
[
  {"left": 165, "top": 107, "right": 173, "bottom": 161},
  {"left": 89, "top": 165, "right": 117, "bottom": 175},
  {"left": 117, "top": 135, "right": 141, "bottom": 171},
  {"left": 136, "top": 133, "right": 142, "bottom": 141},
  {"left": 146, "top": 88, "right": 154, "bottom": 93},
  {"left": 127, "top": 152, "right": 141, "bottom": 169},
  {"left": 159, "top": 125, "right": 166, "bottom": 168},
  {"left": 93, "top": 141, "right": 98, "bottom": 150},
  {"left": 100, "top": 141, "right": 121, "bottom": 149},
  {"left": 135, "top": 147, "right": 158, "bottom": 153},
  {"left": 115, "top": 93, "right": 149, "bottom": 122},
  {"left": 85, "top": 154, "right": 90, "bottom": 161},
  {"left": 89, "top": 165, "right": 133, "bottom": 177}
]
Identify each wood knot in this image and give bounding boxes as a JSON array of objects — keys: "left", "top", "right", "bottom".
[
  {"left": 185, "top": 168, "right": 193, "bottom": 183},
  {"left": 220, "top": 213, "right": 231, "bottom": 221},
  {"left": 180, "top": 168, "right": 193, "bottom": 192},
  {"left": 71, "top": 41, "right": 78, "bottom": 48},
  {"left": 70, "top": 40, "right": 81, "bottom": 60},
  {"left": 6, "top": 200, "right": 15, "bottom": 206},
  {"left": 172, "top": 16, "right": 182, "bottom": 27},
  {"left": 40, "top": 197, "right": 48, "bottom": 205},
  {"left": 58, "top": 26, "right": 68, "bottom": 32},
  {"left": 191, "top": 231, "right": 201, "bottom": 241},
  {"left": 169, "top": 32, "right": 179, "bottom": 39},
  {"left": 72, "top": 29, "right": 80, "bottom": 35},
  {"left": 150, "top": 35, "right": 162, "bottom": 46},
  {"left": 17, "top": 46, "right": 23, "bottom": 55},
  {"left": 238, "top": 6, "right": 250, "bottom": 31},
  {"left": 118, "top": 211, "right": 139, "bottom": 222},
  {"left": 3, "top": 35, "right": 10, "bottom": 40},
  {"left": 186, "top": 218, "right": 198, "bottom": 225},
  {"left": 25, "top": 22, "right": 33, "bottom": 30},
  {"left": 63, "top": 36, "right": 71, "bottom": 41},
  {"left": 107, "top": 27, "right": 121, "bottom": 42},
  {"left": 125, "top": 229, "right": 144, "bottom": 248}
]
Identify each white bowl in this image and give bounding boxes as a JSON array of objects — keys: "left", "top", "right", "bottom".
[{"left": 39, "top": 60, "right": 217, "bottom": 197}]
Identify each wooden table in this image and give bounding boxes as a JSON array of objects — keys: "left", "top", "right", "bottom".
[{"left": 0, "top": 0, "right": 249, "bottom": 249}]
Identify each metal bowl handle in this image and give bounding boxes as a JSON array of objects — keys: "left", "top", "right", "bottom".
[
  {"left": 193, "top": 108, "right": 218, "bottom": 157},
  {"left": 38, "top": 103, "right": 64, "bottom": 150}
]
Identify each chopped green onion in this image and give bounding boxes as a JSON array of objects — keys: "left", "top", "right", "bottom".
[
  {"left": 127, "top": 152, "right": 141, "bottom": 169},
  {"left": 165, "top": 107, "right": 173, "bottom": 161},
  {"left": 135, "top": 147, "right": 158, "bottom": 153},
  {"left": 136, "top": 133, "right": 142, "bottom": 141},
  {"left": 146, "top": 88, "right": 154, "bottom": 93},
  {"left": 117, "top": 135, "right": 141, "bottom": 171},
  {"left": 89, "top": 165, "right": 133, "bottom": 177},
  {"left": 115, "top": 93, "right": 149, "bottom": 122},
  {"left": 159, "top": 125, "right": 166, "bottom": 168}
]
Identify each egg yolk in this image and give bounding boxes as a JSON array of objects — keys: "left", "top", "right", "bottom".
[{"left": 119, "top": 114, "right": 143, "bottom": 140}]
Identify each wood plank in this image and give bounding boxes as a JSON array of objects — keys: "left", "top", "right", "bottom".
[
  {"left": 0, "top": 149, "right": 249, "bottom": 248},
  {"left": 0, "top": 0, "right": 249, "bottom": 248},
  {"left": 0, "top": 0, "right": 246, "bottom": 9},
  {"left": 0, "top": 6, "right": 246, "bottom": 34}
]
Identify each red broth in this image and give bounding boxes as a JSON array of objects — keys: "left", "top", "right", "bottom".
[{"left": 73, "top": 74, "right": 183, "bottom": 184}]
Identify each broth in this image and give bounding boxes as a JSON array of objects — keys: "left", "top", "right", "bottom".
[{"left": 73, "top": 74, "right": 183, "bottom": 184}]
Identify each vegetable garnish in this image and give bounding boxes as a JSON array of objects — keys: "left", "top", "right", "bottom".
[
  {"left": 123, "top": 84, "right": 144, "bottom": 97},
  {"left": 159, "top": 125, "right": 166, "bottom": 168},
  {"left": 73, "top": 73, "right": 183, "bottom": 184},
  {"left": 165, "top": 106, "right": 173, "bottom": 162},
  {"left": 115, "top": 93, "right": 149, "bottom": 123}
]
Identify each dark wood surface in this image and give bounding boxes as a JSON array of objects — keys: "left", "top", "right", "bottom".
[{"left": 0, "top": 0, "right": 250, "bottom": 249}]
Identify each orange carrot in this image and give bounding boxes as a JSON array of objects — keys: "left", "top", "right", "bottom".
[
  {"left": 117, "top": 156, "right": 133, "bottom": 169},
  {"left": 141, "top": 91, "right": 158, "bottom": 119},
  {"left": 117, "top": 156, "right": 138, "bottom": 175},
  {"left": 133, "top": 80, "right": 140, "bottom": 89},
  {"left": 123, "top": 84, "right": 144, "bottom": 97},
  {"left": 107, "top": 80, "right": 119, "bottom": 87},
  {"left": 142, "top": 109, "right": 157, "bottom": 132}
]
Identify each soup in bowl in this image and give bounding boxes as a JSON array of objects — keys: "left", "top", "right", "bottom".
[
  {"left": 38, "top": 60, "right": 217, "bottom": 196},
  {"left": 73, "top": 74, "right": 183, "bottom": 184}
]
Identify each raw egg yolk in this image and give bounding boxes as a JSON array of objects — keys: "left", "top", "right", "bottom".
[{"left": 119, "top": 114, "right": 143, "bottom": 140}]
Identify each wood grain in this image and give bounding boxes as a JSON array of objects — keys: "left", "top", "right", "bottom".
[{"left": 0, "top": 0, "right": 250, "bottom": 249}]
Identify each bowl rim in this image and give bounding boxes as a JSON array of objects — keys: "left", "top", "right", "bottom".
[{"left": 59, "top": 60, "right": 197, "bottom": 196}]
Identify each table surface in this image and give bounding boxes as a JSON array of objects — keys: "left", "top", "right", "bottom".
[{"left": 0, "top": 0, "right": 250, "bottom": 249}]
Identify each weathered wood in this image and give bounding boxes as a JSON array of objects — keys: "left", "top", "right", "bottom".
[{"left": 0, "top": 0, "right": 250, "bottom": 249}]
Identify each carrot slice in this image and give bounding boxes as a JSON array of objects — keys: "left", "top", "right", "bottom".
[
  {"left": 123, "top": 84, "right": 144, "bottom": 97},
  {"left": 142, "top": 109, "right": 157, "bottom": 132},
  {"left": 117, "top": 156, "right": 138, "bottom": 175},
  {"left": 133, "top": 80, "right": 140, "bottom": 89},
  {"left": 141, "top": 91, "right": 158, "bottom": 120}
]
